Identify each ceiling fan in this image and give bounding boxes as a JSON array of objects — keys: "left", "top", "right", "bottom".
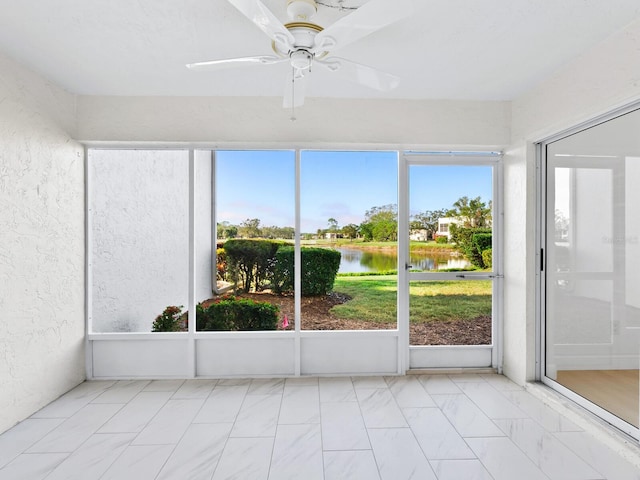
[{"left": 186, "top": 0, "right": 415, "bottom": 109}]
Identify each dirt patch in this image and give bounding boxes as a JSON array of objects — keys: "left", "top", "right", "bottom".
[{"left": 209, "top": 291, "right": 491, "bottom": 346}]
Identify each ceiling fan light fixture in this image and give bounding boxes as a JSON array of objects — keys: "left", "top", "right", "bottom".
[
  {"left": 290, "top": 49, "right": 313, "bottom": 70},
  {"left": 287, "top": 0, "right": 318, "bottom": 21}
]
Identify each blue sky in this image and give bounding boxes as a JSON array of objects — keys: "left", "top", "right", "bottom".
[{"left": 216, "top": 150, "right": 492, "bottom": 233}]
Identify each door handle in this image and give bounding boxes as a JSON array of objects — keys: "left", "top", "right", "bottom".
[
  {"left": 456, "top": 274, "right": 504, "bottom": 279},
  {"left": 405, "top": 264, "right": 413, "bottom": 270}
]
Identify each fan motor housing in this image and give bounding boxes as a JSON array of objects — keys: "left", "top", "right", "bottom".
[
  {"left": 287, "top": 0, "right": 318, "bottom": 21},
  {"left": 273, "top": 22, "right": 324, "bottom": 57}
]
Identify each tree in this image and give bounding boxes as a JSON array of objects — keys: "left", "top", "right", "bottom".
[
  {"left": 217, "top": 222, "right": 238, "bottom": 239},
  {"left": 362, "top": 204, "right": 398, "bottom": 242},
  {"left": 451, "top": 196, "right": 491, "bottom": 228},
  {"left": 238, "top": 218, "right": 261, "bottom": 238},
  {"left": 372, "top": 219, "right": 396, "bottom": 241},
  {"left": 448, "top": 196, "right": 492, "bottom": 268},
  {"left": 365, "top": 204, "right": 397, "bottom": 222},
  {"left": 327, "top": 217, "right": 339, "bottom": 232},
  {"left": 359, "top": 222, "right": 373, "bottom": 241},
  {"left": 341, "top": 223, "right": 359, "bottom": 240}
]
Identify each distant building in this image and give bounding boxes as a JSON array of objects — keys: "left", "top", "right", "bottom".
[
  {"left": 409, "top": 229, "right": 429, "bottom": 241},
  {"left": 436, "top": 217, "right": 462, "bottom": 240}
]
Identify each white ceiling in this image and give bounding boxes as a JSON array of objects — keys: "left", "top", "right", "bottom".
[{"left": 1, "top": 0, "right": 639, "bottom": 101}]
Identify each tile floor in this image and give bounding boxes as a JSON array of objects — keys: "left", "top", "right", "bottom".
[{"left": 0, "top": 374, "right": 639, "bottom": 479}]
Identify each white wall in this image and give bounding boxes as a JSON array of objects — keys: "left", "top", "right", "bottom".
[
  {"left": 504, "top": 17, "right": 640, "bottom": 384},
  {"left": 76, "top": 96, "right": 510, "bottom": 147},
  {"left": 0, "top": 52, "right": 85, "bottom": 433},
  {"left": 89, "top": 150, "right": 190, "bottom": 332}
]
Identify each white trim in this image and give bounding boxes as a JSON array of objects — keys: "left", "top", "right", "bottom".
[
  {"left": 397, "top": 152, "right": 409, "bottom": 374},
  {"left": 534, "top": 102, "right": 640, "bottom": 144},
  {"left": 187, "top": 149, "right": 196, "bottom": 378},
  {"left": 493, "top": 157, "right": 504, "bottom": 372},
  {"left": 402, "top": 152, "right": 502, "bottom": 370},
  {"left": 294, "top": 149, "right": 302, "bottom": 376},
  {"left": 535, "top": 142, "right": 546, "bottom": 381},
  {"left": 84, "top": 145, "right": 93, "bottom": 379}
]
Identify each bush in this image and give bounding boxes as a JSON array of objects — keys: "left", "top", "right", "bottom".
[
  {"left": 223, "top": 239, "right": 286, "bottom": 292},
  {"left": 449, "top": 226, "right": 492, "bottom": 268},
  {"left": 482, "top": 248, "right": 493, "bottom": 269},
  {"left": 273, "top": 247, "right": 341, "bottom": 295},
  {"left": 473, "top": 233, "right": 492, "bottom": 254},
  {"left": 436, "top": 236, "right": 449, "bottom": 244},
  {"left": 216, "top": 247, "right": 227, "bottom": 281},
  {"left": 152, "top": 305, "right": 185, "bottom": 332},
  {"left": 197, "top": 297, "right": 279, "bottom": 331}
]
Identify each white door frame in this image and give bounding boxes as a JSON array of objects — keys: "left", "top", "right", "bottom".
[{"left": 399, "top": 151, "right": 504, "bottom": 371}]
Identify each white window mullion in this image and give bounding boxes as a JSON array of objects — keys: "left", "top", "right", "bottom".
[
  {"left": 85, "top": 146, "right": 93, "bottom": 379},
  {"left": 187, "top": 148, "right": 196, "bottom": 378},
  {"left": 294, "top": 149, "right": 302, "bottom": 376},
  {"left": 397, "top": 153, "right": 409, "bottom": 374}
]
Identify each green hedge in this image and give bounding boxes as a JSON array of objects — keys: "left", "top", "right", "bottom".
[
  {"left": 223, "top": 239, "right": 286, "bottom": 292},
  {"left": 482, "top": 248, "right": 493, "bottom": 269},
  {"left": 273, "top": 247, "right": 341, "bottom": 296},
  {"left": 473, "top": 233, "right": 492, "bottom": 254},
  {"left": 196, "top": 297, "right": 279, "bottom": 331},
  {"left": 450, "top": 226, "right": 492, "bottom": 268}
]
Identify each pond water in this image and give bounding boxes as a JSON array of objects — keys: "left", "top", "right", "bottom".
[{"left": 336, "top": 247, "right": 470, "bottom": 273}]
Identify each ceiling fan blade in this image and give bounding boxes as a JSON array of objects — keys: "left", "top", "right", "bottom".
[
  {"left": 313, "top": 0, "right": 415, "bottom": 53},
  {"left": 283, "top": 69, "right": 309, "bottom": 109},
  {"left": 228, "top": 0, "right": 294, "bottom": 49},
  {"left": 317, "top": 57, "right": 399, "bottom": 91},
  {"left": 186, "top": 55, "right": 286, "bottom": 71}
]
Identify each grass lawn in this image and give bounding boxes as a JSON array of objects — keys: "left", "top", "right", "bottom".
[{"left": 332, "top": 275, "right": 491, "bottom": 323}]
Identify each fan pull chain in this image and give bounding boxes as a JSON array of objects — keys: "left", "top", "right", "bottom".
[{"left": 290, "top": 68, "right": 297, "bottom": 122}]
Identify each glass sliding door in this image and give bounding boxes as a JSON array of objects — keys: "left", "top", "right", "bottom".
[
  {"left": 402, "top": 154, "right": 501, "bottom": 369},
  {"left": 543, "top": 107, "right": 640, "bottom": 438}
]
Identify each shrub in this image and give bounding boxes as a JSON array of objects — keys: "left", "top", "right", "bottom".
[
  {"left": 197, "top": 297, "right": 279, "bottom": 331},
  {"left": 482, "top": 248, "right": 493, "bottom": 269},
  {"left": 436, "top": 236, "right": 449, "bottom": 244},
  {"left": 216, "top": 248, "right": 227, "bottom": 281},
  {"left": 473, "top": 233, "right": 492, "bottom": 254},
  {"left": 223, "top": 239, "right": 286, "bottom": 292},
  {"left": 151, "top": 305, "right": 185, "bottom": 332},
  {"left": 449, "top": 225, "right": 492, "bottom": 268},
  {"left": 273, "top": 247, "right": 341, "bottom": 295}
]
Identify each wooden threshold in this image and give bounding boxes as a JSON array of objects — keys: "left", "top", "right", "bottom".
[{"left": 557, "top": 369, "right": 639, "bottom": 427}]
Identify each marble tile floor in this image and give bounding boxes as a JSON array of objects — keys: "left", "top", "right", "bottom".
[{"left": 0, "top": 374, "right": 639, "bottom": 480}]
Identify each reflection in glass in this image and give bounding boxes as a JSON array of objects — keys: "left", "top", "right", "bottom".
[{"left": 545, "top": 108, "right": 640, "bottom": 429}]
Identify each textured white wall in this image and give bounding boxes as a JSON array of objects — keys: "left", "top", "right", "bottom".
[
  {"left": 0, "top": 52, "right": 85, "bottom": 433},
  {"left": 195, "top": 150, "right": 213, "bottom": 303},
  {"left": 504, "top": 17, "right": 640, "bottom": 384},
  {"left": 90, "top": 150, "right": 190, "bottom": 332}
]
